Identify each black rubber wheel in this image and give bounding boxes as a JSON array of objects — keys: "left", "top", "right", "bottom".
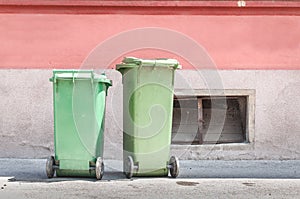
[
  {"left": 96, "top": 157, "right": 104, "bottom": 180},
  {"left": 46, "top": 156, "right": 55, "bottom": 178},
  {"left": 124, "top": 156, "right": 134, "bottom": 179},
  {"left": 169, "top": 156, "right": 179, "bottom": 178}
]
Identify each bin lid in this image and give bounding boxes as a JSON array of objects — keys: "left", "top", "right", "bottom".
[
  {"left": 116, "top": 57, "right": 181, "bottom": 70},
  {"left": 50, "top": 70, "right": 112, "bottom": 86}
]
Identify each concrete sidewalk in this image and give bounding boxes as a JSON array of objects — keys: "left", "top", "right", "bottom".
[
  {"left": 0, "top": 159, "right": 299, "bottom": 199},
  {"left": 0, "top": 159, "right": 299, "bottom": 181}
]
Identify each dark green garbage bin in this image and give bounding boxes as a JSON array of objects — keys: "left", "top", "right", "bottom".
[
  {"left": 116, "top": 57, "right": 181, "bottom": 178},
  {"left": 46, "top": 70, "right": 112, "bottom": 180}
]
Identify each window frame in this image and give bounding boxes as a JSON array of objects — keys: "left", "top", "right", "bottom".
[{"left": 172, "top": 89, "right": 255, "bottom": 145}]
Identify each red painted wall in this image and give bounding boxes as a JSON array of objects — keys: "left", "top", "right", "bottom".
[{"left": 0, "top": 1, "right": 300, "bottom": 70}]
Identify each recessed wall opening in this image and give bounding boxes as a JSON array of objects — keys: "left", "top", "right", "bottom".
[{"left": 172, "top": 95, "right": 248, "bottom": 145}]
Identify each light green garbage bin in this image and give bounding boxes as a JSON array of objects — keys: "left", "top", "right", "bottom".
[
  {"left": 46, "top": 70, "right": 112, "bottom": 180},
  {"left": 116, "top": 57, "right": 181, "bottom": 178}
]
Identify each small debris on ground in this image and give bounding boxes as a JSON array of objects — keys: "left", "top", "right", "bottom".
[
  {"left": 8, "top": 178, "right": 16, "bottom": 182},
  {"left": 242, "top": 182, "right": 256, "bottom": 186},
  {"left": 176, "top": 181, "right": 199, "bottom": 186}
]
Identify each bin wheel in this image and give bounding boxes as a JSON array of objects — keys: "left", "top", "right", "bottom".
[
  {"left": 169, "top": 156, "right": 179, "bottom": 178},
  {"left": 124, "top": 156, "right": 134, "bottom": 179},
  {"left": 96, "top": 157, "right": 104, "bottom": 180},
  {"left": 46, "top": 156, "right": 55, "bottom": 178}
]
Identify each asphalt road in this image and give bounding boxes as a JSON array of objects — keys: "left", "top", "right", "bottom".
[{"left": 0, "top": 159, "right": 299, "bottom": 198}]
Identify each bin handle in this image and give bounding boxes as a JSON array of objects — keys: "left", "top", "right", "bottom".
[
  {"left": 51, "top": 70, "right": 94, "bottom": 83},
  {"left": 137, "top": 60, "right": 157, "bottom": 84},
  {"left": 137, "top": 63, "right": 142, "bottom": 84},
  {"left": 52, "top": 69, "right": 94, "bottom": 74}
]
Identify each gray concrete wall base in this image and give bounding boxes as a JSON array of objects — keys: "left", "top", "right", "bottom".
[{"left": 0, "top": 69, "right": 299, "bottom": 160}]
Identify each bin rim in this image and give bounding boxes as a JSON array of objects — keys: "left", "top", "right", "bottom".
[
  {"left": 116, "top": 57, "right": 182, "bottom": 71},
  {"left": 49, "top": 69, "right": 112, "bottom": 86}
]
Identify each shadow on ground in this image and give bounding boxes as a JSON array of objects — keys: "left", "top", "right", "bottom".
[{"left": 5, "top": 171, "right": 129, "bottom": 183}]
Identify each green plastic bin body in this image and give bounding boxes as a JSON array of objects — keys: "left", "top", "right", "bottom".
[
  {"left": 50, "top": 70, "right": 111, "bottom": 177},
  {"left": 116, "top": 57, "right": 181, "bottom": 177}
]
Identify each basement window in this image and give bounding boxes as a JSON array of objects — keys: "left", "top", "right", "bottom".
[{"left": 172, "top": 95, "right": 249, "bottom": 145}]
